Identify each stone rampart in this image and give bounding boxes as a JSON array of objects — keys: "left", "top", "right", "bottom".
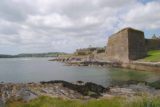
[{"left": 106, "top": 28, "right": 146, "bottom": 63}]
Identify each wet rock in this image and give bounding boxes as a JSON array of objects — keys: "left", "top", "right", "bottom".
[
  {"left": 84, "top": 82, "right": 108, "bottom": 94},
  {"left": 149, "top": 80, "right": 160, "bottom": 89},
  {"left": 40, "top": 80, "right": 108, "bottom": 98},
  {"left": 0, "top": 80, "right": 160, "bottom": 105},
  {"left": 76, "top": 81, "right": 84, "bottom": 85}
]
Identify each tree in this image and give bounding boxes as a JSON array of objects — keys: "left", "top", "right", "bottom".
[
  {"left": 152, "top": 34, "right": 159, "bottom": 39},
  {"left": 152, "top": 34, "right": 157, "bottom": 39}
]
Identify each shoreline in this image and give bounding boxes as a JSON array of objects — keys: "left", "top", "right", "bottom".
[
  {"left": 1, "top": 80, "right": 160, "bottom": 106},
  {"left": 51, "top": 57, "right": 160, "bottom": 72}
]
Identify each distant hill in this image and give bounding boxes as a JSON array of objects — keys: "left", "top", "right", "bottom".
[
  {"left": 0, "top": 54, "right": 14, "bottom": 58},
  {"left": 0, "top": 52, "right": 67, "bottom": 58}
]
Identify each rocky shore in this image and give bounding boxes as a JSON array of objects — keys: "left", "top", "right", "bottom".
[
  {"left": 51, "top": 56, "right": 121, "bottom": 67},
  {"left": 0, "top": 80, "right": 160, "bottom": 107},
  {"left": 51, "top": 56, "right": 160, "bottom": 72}
]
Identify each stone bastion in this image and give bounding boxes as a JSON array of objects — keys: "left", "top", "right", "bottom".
[{"left": 106, "top": 27, "right": 160, "bottom": 63}]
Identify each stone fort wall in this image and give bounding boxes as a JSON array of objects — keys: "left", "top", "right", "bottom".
[
  {"left": 106, "top": 27, "right": 160, "bottom": 63},
  {"left": 106, "top": 28, "right": 129, "bottom": 62},
  {"left": 127, "top": 29, "right": 146, "bottom": 60}
]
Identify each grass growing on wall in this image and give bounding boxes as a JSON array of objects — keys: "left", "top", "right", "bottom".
[
  {"left": 143, "top": 50, "right": 160, "bottom": 62},
  {"left": 6, "top": 96, "right": 160, "bottom": 107}
]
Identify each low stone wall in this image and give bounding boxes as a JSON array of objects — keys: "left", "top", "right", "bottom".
[
  {"left": 145, "top": 39, "right": 160, "bottom": 51},
  {"left": 121, "top": 62, "right": 160, "bottom": 72}
]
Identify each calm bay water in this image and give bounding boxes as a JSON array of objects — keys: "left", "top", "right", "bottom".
[{"left": 0, "top": 58, "right": 160, "bottom": 86}]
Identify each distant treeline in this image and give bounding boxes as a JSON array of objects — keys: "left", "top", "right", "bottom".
[{"left": 0, "top": 52, "right": 66, "bottom": 58}]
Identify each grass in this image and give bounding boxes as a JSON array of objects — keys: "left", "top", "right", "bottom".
[
  {"left": 143, "top": 50, "right": 160, "bottom": 62},
  {"left": 127, "top": 97, "right": 160, "bottom": 107},
  {"left": 6, "top": 96, "right": 160, "bottom": 107}
]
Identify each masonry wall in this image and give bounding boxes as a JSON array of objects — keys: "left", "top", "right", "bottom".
[
  {"left": 106, "top": 28, "right": 146, "bottom": 63},
  {"left": 128, "top": 29, "right": 146, "bottom": 60},
  {"left": 106, "top": 29, "right": 129, "bottom": 62},
  {"left": 145, "top": 39, "right": 160, "bottom": 51}
]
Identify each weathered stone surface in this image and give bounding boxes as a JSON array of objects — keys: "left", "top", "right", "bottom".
[
  {"left": 128, "top": 28, "right": 146, "bottom": 60},
  {"left": 0, "top": 80, "right": 160, "bottom": 105},
  {"left": 106, "top": 28, "right": 129, "bottom": 62},
  {"left": 16, "top": 89, "right": 38, "bottom": 101},
  {"left": 0, "top": 98, "right": 5, "bottom": 107},
  {"left": 106, "top": 27, "right": 146, "bottom": 63},
  {"left": 110, "top": 88, "right": 135, "bottom": 96},
  {"left": 149, "top": 80, "right": 160, "bottom": 89},
  {"left": 40, "top": 80, "right": 108, "bottom": 98}
]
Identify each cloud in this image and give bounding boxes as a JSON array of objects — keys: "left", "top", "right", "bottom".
[
  {"left": 0, "top": 0, "right": 159, "bottom": 54},
  {"left": 122, "top": 1, "right": 160, "bottom": 30},
  {"left": 0, "top": 0, "right": 36, "bottom": 22}
]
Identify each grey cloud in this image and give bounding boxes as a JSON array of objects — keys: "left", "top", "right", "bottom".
[
  {"left": 0, "top": 20, "right": 21, "bottom": 35},
  {"left": 0, "top": 0, "right": 159, "bottom": 54},
  {"left": 0, "top": 0, "right": 36, "bottom": 22}
]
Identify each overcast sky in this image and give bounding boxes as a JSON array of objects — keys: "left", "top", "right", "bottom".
[{"left": 0, "top": 0, "right": 160, "bottom": 54}]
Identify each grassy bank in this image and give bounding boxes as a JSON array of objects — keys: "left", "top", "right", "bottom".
[
  {"left": 6, "top": 96, "right": 160, "bottom": 107},
  {"left": 143, "top": 50, "right": 160, "bottom": 62}
]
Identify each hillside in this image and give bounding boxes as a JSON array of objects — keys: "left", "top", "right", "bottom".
[
  {"left": 141, "top": 50, "right": 160, "bottom": 62},
  {"left": 0, "top": 52, "right": 67, "bottom": 58}
]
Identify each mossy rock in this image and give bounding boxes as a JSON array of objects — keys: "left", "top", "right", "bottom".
[{"left": 149, "top": 80, "right": 160, "bottom": 89}]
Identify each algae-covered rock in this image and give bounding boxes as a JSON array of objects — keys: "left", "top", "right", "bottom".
[{"left": 149, "top": 80, "right": 160, "bottom": 89}]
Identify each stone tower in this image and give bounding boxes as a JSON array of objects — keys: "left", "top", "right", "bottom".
[{"left": 106, "top": 27, "right": 146, "bottom": 63}]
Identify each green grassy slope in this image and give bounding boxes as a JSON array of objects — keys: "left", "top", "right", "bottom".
[{"left": 143, "top": 50, "right": 160, "bottom": 62}]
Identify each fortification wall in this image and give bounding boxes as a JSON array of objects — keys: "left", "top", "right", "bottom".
[
  {"left": 128, "top": 29, "right": 146, "bottom": 60},
  {"left": 106, "top": 29, "right": 129, "bottom": 62},
  {"left": 145, "top": 39, "right": 160, "bottom": 51},
  {"left": 106, "top": 28, "right": 146, "bottom": 63}
]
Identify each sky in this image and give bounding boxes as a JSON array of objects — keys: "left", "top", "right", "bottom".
[{"left": 0, "top": 0, "right": 160, "bottom": 54}]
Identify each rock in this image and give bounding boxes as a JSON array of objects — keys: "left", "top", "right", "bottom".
[
  {"left": 110, "top": 88, "right": 135, "bottom": 96},
  {"left": 0, "top": 80, "right": 159, "bottom": 105},
  {"left": 84, "top": 82, "right": 108, "bottom": 94},
  {"left": 149, "top": 80, "right": 160, "bottom": 89},
  {"left": 76, "top": 81, "right": 84, "bottom": 85},
  {"left": 16, "top": 89, "right": 38, "bottom": 101},
  {"left": 40, "top": 80, "right": 108, "bottom": 98},
  {"left": 0, "top": 98, "right": 5, "bottom": 107}
]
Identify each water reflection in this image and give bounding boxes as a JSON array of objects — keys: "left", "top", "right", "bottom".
[
  {"left": 107, "top": 68, "right": 160, "bottom": 86},
  {"left": 0, "top": 58, "right": 159, "bottom": 87}
]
